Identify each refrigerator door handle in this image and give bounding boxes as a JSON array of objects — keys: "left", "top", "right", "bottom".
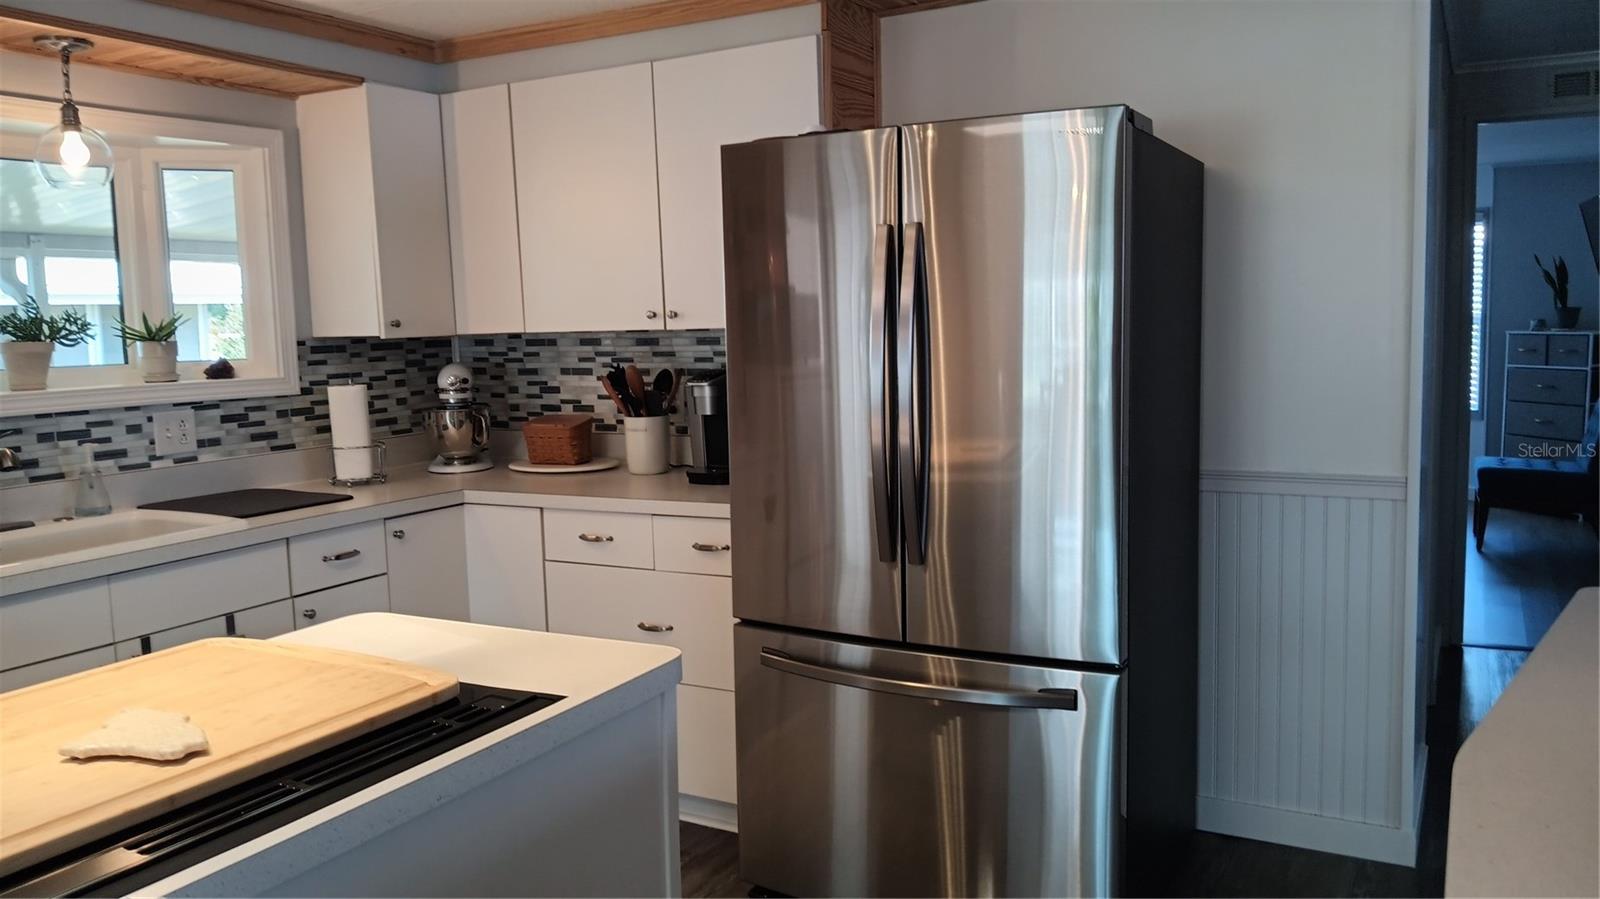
[
  {"left": 868, "top": 222, "right": 898, "bottom": 563},
  {"left": 897, "top": 222, "right": 929, "bottom": 565},
  {"left": 760, "top": 648, "right": 1079, "bottom": 710}
]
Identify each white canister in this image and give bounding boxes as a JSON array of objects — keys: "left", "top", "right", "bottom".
[{"left": 623, "top": 416, "right": 670, "bottom": 475}]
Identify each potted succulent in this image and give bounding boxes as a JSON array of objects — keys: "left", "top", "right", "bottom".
[
  {"left": 0, "top": 295, "right": 94, "bottom": 391},
  {"left": 1535, "top": 254, "right": 1579, "bottom": 330},
  {"left": 113, "top": 312, "right": 188, "bottom": 383}
]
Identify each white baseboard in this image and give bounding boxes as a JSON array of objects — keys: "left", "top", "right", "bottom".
[
  {"left": 1197, "top": 796, "right": 1417, "bottom": 866},
  {"left": 680, "top": 795, "right": 737, "bottom": 833}
]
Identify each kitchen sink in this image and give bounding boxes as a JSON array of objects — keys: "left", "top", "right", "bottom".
[{"left": 0, "top": 510, "right": 250, "bottom": 577}]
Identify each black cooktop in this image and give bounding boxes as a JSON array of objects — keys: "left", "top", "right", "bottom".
[
  {"left": 0, "top": 683, "right": 562, "bottom": 898},
  {"left": 139, "top": 489, "right": 352, "bottom": 519}
]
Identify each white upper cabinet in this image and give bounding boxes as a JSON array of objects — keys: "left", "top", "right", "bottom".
[
  {"left": 443, "top": 85, "right": 526, "bottom": 335},
  {"left": 652, "top": 37, "right": 821, "bottom": 330},
  {"left": 511, "top": 63, "right": 664, "bottom": 332},
  {"left": 297, "top": 84, "right": 455, "bottom": 338}
]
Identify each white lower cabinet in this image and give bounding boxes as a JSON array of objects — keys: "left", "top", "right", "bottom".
[
  {"left": 464, "top": 505, "right": 546, "bottom": 631},
  {"left": 0, "top": 579, "right": 113, "bottom": 671},
  {"left": 678, "top": 684, "right": 737, "bottom": 804},
  {"left": 232, "top": 599, "right": 296, "bottom": 640},
  {"left": 293, "top": 575, "right": 390, "bottom": 628},
  {"left": 386, "top": 507, "right": 469, "bottom": 622},
  {"left": 109, "top": 542, "right": 290, "bottom": 640},
  {"left": 0, "top": 646, "right": 117, "bottom": 692}
]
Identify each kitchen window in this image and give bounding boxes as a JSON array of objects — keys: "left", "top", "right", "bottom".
[
  {"left": 1469, "top": 209, "right": 1488, "bottom": 415},
  {"left": 0, "top": 97, "right": 296, "bottom": 413}
]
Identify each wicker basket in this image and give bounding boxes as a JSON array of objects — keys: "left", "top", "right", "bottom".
[{"left": 522, "top": 414, "right": 593, "bottom": 465}]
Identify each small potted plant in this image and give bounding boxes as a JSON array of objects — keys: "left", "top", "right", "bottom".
[
  {"left": 0, "top": 295, "right": 94, "bottom": 391},
  {"left": 113, "top": 312, "right": 188, "bottom": 383},
  {"left": 1535, "top": 254, "right": 1579, "bottom": 330}
]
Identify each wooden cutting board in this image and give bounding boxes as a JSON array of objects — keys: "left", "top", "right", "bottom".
[{"left": 0, "top": 638, "right": 459, "bottom": 877}]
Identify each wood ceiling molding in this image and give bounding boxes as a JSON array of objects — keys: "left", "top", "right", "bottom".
[
  {"left": 141, "top": 0, "right": 436, "bottom": 61},
  {"left": 0, "top": 4, "right": 361, "bottom": 97},
  {"left": 821, "top": 0, "right": 878, "bottom": 130}
]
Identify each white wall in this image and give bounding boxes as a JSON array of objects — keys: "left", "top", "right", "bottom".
[
  {"left": 883, "top": 0, "right": 1422, "bottom": 479},
  {"left": 882, "top": 0, "right": 1428, "bottom": 865}
]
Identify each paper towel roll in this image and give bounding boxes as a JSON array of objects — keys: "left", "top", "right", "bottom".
[{"left": 328, "top": 383, "right": 373, "bottom": 481}]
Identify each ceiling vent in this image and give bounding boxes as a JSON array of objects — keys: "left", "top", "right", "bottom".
[{"left": 1551, "top": 68, "right": 1598, "bottom": 99}]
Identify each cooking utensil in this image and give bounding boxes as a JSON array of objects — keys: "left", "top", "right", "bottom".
[
  {"left": 625, "top": 365, "right": 649, "bottom": 413},
  {"left": 606, "top": 367, "right": 638, "bottom": 416},
  {"left": 0, "top": 639, "right": 458, "bottom": 878},
  {"left": 667, "top": 369, "right": 684, "bottom": 413},
  {"left": 652, "top": 369, "right": 673, "bottom": 400},
  {"left": 598, "top": 376, "right": 629, "bottom": 416}
]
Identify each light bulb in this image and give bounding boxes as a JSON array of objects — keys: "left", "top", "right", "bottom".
[{"left": 58, "top": 129, "right": 90, "bottom": 173}]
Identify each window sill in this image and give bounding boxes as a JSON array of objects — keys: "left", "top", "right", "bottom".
[{"left": 0, "top": 372, "right": 301, "bottom": 416}]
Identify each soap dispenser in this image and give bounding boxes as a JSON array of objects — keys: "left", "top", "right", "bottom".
[{"left": 73, "top": 443, "right": 112, "bottom": 517}]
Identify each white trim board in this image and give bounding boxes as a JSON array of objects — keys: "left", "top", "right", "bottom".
[
  {"left": 1199, "top": 470, "right": 1407, "bottom": 500},
  {"left": 1197, "top": 797, "right": 1417, "bottom": 867}
]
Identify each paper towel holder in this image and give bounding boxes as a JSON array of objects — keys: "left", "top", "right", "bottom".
[{"left": 329, "top": 441, "right": 388, "bottom": 487}]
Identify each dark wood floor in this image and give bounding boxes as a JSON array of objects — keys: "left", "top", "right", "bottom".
[{"left": 1463, "top": 505, "right": 1596, "bottom": 649}]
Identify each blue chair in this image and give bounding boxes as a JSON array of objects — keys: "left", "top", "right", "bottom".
[{"left": 1472, "top": 401, "right": 1600, "bottom": 551}]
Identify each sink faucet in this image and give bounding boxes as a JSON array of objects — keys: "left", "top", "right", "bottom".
[{"left": 0, "top": 429, "right": 20, "bottom": 471}]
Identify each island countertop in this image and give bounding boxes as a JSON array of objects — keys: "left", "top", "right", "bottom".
[
  {"left": 1446, "top": 588, "right": 1598, "bottom": 898},
  {"left": 138, "top": 613, "right": 682, "bottom": 897}
]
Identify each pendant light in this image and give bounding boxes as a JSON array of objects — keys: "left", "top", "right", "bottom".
[{"left": 32, "top": 36, "right": 113, "bottom": 190}]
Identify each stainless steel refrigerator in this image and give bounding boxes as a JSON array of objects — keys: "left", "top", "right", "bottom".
[{"left": 721, "top": 105, "right": 1203, "bottom": 898}]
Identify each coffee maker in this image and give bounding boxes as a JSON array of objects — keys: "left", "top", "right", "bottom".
[{"left": 683, "top": 369, "right": 729, "bottom": 485}]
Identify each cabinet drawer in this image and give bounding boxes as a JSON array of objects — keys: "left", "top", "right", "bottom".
[
  {"left": 0, "top": 579, "right": 113, "bottom": 670},
  {"left": 289, "top": 522, "right": 386, "bottom": 595},
  {"left": 1505, "top": 368, "right": 1589, "bottom": 405},
  {"left": 546, "top": 562, "right": 732, "bottom": 690},
  {"left": 116, "top": 615, "right": 231, "bottom": 659},
  {"left": 0, "top": 646, "right": 117, "bottom": 693},
  {"left": 678, "top": 684, "right": 736, "bottom": 804},
  {"left": 1547, "top": 334, "right": 1593, "bottom": 366},
  {"left": 232, "top": 599, "right": 296, "bottom": 640},
  {"left": 1504, "top": 401, "right": 1586, "bottom": 440},
  {"left": 110, "top": 542, "right": 289, "bottom": 641},
  {"left": 653, "top": 516, "right": 732, "bottom": 576},
  {"left": 293, "top": 575, "right": 390, "bottom": 628},
  {"left": 544, "top": 510, "right": 654, "bottom": 570},
  {"left": 1507, "top": 333, "right": 1546, "bottom": 365}
]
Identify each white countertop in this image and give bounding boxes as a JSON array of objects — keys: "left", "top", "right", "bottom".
[
  {"left": 1446, "top": 588, "right": 1598, "bottom": 898},
  {"left": 142, "top": 613, "right": 682, "bottom": 896},
  {"left": 0, "top": 461, "right": 728, "bottom": 595}
]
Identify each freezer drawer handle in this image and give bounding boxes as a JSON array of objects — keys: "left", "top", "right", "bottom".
[
  {"left": 321, "top": 549, "right": 361, "bottom": 562},
  {"left": 577, "top": 533, "right": 614, "bottom": 543},
  {"left": 690, "top": 542, "right": 731, "bottom": 552},
  {"left": 759, "top": 648, "right": 1078, "bottom": 710}
]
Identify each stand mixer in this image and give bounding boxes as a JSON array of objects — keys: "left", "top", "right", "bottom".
[{"left": 422, "top": 363, "right": 492, "bottom": 474}]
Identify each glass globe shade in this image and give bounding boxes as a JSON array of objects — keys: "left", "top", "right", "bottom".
[{"left": 35, "top": 123, "right": 113, "bottom": 189}]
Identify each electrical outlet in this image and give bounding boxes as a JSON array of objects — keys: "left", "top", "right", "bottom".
[{"left": 152, "top": 410, "right": 196, "bottom": 457}]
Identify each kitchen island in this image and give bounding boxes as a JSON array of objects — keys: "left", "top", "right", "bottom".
[{"left": 138, "top": 614, "right": 682, "bottom": 897}]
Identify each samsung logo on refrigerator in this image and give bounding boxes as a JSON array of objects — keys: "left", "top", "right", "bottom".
[{"left": 1063, "top": 126, "right": 1105, "bottom": 135}]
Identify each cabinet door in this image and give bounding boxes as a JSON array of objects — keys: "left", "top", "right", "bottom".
[
  {"left": 0, "top": 646, "right": 117, "bottom": 693},
  {"left": 444, "top": 85, "right": 525, "bottom": 334},
  {"left": 465, "top": 506, "right": 546, "bottom": 631},
  {"left": 298, "top": 86, "right": 381, "bottom": 336},
  {"left": 294, "top": 575, "right": 390, "bottom": 628},
  {"left": 109, "top": 542, "right": 289, "bottom": 641},
  {"left": 512, "top": 63, "right": 664, "bottom": 332},
  {"left": 653, "top": 37, "right": 821, "bottom": 329},
  {"left": 0, "top": 578, "right": 113, "bottom": 670},
  {"left": 386, "top": 507, "right": 469, "bottom": 622},
  {"left": 368, "top": 84, "right": 457, "bottom": 338}
]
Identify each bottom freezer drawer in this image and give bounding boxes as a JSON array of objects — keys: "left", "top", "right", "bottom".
[{"left": 733, "top": 623, "right": 1120, "bottom": 899}]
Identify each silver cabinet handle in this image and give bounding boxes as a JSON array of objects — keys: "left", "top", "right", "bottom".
[
  {"left": 666, "top": 310, "right": 679, "bottom": 319},
  {"left": 759, "top": 648, "right": 1079, "bottom": 710},
  {"left": 644, "top": 310, "right": 659, "bottom": 320},
  {"left": 1533, "top": 417, "right": 1553, "bottom": 424},
  {"left": 1556, "top": 348, "right": 1578, "bottom": 353},
  {"left": 1535, "top": 383, "right": 1554, "bottom": 389},
  {"left": 302, "top": 608, "right": 317, "bottom": 620},
  {"left": 691, "top": 542, "right": 731, "bottom": 552},
  {"left": 1516, "top": 347, "right": 1537, "bottom": 352},
  {"left": 391, "top": 529, "right": 405, "bottom": 539},
  {"left": 637, "top": 622, "right": 674, "bottom": 632},
  {"left": 322, "top": 549, "right": 361, "bottom": 562},
  {"left": 388, "top": 318, "right": 402, "bottom": 328},
  {"left": 578, "top": 533, "right": 614, "bottom": 543}
]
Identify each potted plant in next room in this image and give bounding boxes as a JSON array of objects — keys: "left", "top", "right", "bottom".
[
  {"left": 113, "top": 312, "right": 188, "bottom": 383},
  {"left": 0, "top": 295, "right": 94, "bottom": 391},
  {"left": 1535, "top": 254, "right": 1579, "bottom": 330}
]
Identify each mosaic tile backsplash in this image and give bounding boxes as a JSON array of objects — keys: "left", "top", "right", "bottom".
[{"left": 0, "top": 330, "right": 725, "bottom": 487}]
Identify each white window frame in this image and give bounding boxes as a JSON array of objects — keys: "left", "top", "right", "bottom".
[
  {"left": 1469, "top": 209, "right": 1490, "bottom": 416},
  {"left": 0, "top": 96, "right": 297, "bottom": 415}
]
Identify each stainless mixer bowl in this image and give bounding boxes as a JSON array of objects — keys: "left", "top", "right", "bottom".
[{"left": 423, "top": 403, "right": 490, "bottom": 462}]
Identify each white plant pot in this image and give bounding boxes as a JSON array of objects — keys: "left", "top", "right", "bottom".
[
  {"left": 137, "top": 341, "right": 179, "bottom": 383},
  {"left": 1, "top": 341, "right": 55, "bottom": 391}
]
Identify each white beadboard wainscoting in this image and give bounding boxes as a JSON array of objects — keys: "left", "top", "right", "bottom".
[{"left": 1195, "top": 471, "right": 1417, "bottom": 865}]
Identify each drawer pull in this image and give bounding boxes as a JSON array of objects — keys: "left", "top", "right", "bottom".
[
  {"left": 1555, "top": 348, "right": 1579, "bottom": 354},
  {"left": 637, "top": 622, "right": 674, "bottom": 633},
  {"left": 1533, "top": 417, "right": 1554, "bottom": 424},
  {"left": 577, "top": 533, "right": 615, "bottom": 544},
  {"left": 691, "top": 542, "right": 731, "bottom": 553},
  {"left": 391, "top": 529, "right": 406, "bottom": 539},
  {"left": 321, "top": 549, "right": 362, "bottom": 562},
  {"left": 302, "top": 608, "right": 317, "bottom": 620},
  {"left": 1515, "top": 346, "right": 1538, "bottom": 352}
]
